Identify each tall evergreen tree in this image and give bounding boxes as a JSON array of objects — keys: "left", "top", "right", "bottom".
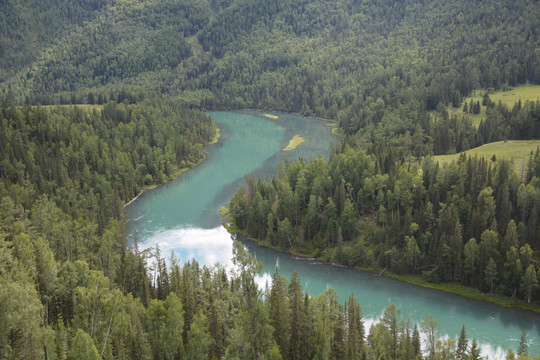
[
  {"left": 456, "top": 325, "right": 468, "bottom": 360},
  {"left": 518, "top": 330, "right": 528, "bottom": 356},
  {"left": 269, "top": 266, "right": 289, "bottom": 358}
]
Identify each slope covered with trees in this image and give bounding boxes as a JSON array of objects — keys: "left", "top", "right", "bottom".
[{"left": 1, "top": 0, "right": 539, "bottom": 125}]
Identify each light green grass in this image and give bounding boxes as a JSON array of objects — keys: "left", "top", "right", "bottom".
[
  {"left": 283, "top": 134, "right": 305, "bottom": 151},
  {"left": 447, "top": 85, "right": 540, "bottom": 127},
  {"left": 208, "top": 127, "right": 221, "bottom": 145},
  {"left": 387, "top": 273, "right": 540, "bottom": 314},
  {"left": 40, "top": 104, "right": 105, "bottom": 112},
  {"left": 220, "top": 206, "right": 230, "bottom": 217},
  {"left": 434, "top": 140, "right": 540, "bottom": 176}
]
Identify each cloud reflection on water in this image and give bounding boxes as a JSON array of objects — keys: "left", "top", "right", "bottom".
[{"left": 138, "top": 226, "right": 235, "bottom": 267}]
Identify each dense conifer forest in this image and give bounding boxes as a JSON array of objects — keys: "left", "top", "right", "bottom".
[{"left": 1, "top": 0, "right": 540, "bottom": 358}]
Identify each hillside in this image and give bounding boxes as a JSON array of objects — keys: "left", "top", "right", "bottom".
[{"left": 1, "top": 0, "right": 539, "bottom": 125}]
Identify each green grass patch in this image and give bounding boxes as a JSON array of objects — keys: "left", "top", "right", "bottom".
[
  {"left": 220, "top": 206, "right": 229, "bottom": 217},
  {"left": 40, "top": 104, "right": 105, "bottom": 112},
  {"left": 208, "top": 126, "right": 221, "bottom": 145},
  {"left": 331, "top": 127, "right": 344, "bottom": 136},
  {"left": 388, "top": 273, "right": 540, "bottom": 314},
  {"left": 283, "top": 134, "right": 305, "bottom": 151},
  {"left": 433, "top": 140, "right": 540, "bottom": 176},
  {"left": 447, "top": 84, "right": 540, "bottom": 128},
  {"left": 263, "top": 113, "right": 279, "bottom": 119}
]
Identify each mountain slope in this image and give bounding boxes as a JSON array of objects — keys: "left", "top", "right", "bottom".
[{"left": 1, "top": 0, "right": 539, "bottom": 124}]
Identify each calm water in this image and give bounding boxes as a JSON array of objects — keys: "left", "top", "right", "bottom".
[{"left": 125, "top": 111, "right": 540, "bottom": 357}]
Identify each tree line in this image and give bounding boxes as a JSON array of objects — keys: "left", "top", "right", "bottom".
[
  {"left": 1, "top": 232, "right": 533, "bottom": 359},
  {"left": 2, "top": 0, "right": 539, "bottom": 129}
]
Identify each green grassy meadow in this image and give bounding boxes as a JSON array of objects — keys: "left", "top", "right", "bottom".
[
  {"left": 448, "top": 84, "right": 540, "bottom": 127},
  {"left": 433, "top": 140, "right": 540, "bottom": 176}
]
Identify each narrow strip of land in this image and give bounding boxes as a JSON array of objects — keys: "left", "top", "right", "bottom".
[{"left": 283, "top": 134, "right": 305, "bottom": 151}]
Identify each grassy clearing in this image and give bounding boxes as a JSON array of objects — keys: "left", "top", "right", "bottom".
[
  {"left": 283, "top": 134, "right": 305, "bottom": 151},
  {"left": 220, "top": 206, "right": 229, "bottom": 217},
  {"left": 433, "top": 140, "right": 540, "bottom": 175},
  {"left": 40, "top": 104, "right": 105, "bottom": 112},
  {"left": 447, "top": 84, "right": 540, "bottom": 127},
  {"left": 208, "top": 126, "right": 221, "bottom": 145},
  {"left": 388, "top": 273, "right": 540, "bottom": 314},
  {"left": 263, "top": 113, "right": 279, "bottom": 119}
]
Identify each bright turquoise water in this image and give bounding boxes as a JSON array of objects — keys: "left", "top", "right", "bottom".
[{"left": 125, "top": 111, "right": 540, "bottom": 357}]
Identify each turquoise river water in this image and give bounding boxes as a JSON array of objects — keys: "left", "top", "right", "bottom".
[{"left": 125, "top": 111, "right": 540, "bottom": 357}]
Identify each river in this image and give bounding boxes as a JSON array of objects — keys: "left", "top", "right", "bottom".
[{"left": 125, "top": 110, "right": 540, "bottom": 357}]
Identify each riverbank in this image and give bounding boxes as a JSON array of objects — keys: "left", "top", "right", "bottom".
[
  {"left": 124, "top": 126, "right": 221, "bottom": 207},
  {"left": 222, "top": 209, "right": 540, "bottom": 315}
]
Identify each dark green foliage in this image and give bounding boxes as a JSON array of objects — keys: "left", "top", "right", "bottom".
[
  {"left": 0, "top": 99, "right": 215, "bottom": 358},
  {"left": 2, "top": 0, "right": 539, "bottom": 125},
  {"left": 457, "top": 325, "right": 468, "bottom": 359},
  {"left": 469, "top": 339, "right": 482, "bottom": 360},
  {"left": 519, "top": 330, "right": 528, "bottom": 356}
]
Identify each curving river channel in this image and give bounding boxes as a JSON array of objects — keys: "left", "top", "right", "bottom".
[{"left": 125, "top": 111, "right": 540, "bottom": 357}]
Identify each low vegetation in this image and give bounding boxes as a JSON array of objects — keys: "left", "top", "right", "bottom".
[
  {"left": 448, "top": 85, "right": 540, "bottom": 127},
  {"left": 283, "top": 134, "right": 305, "bottom": 151},
  {"left": 434, "top": 140, "right": 540, "bottom": 177}
]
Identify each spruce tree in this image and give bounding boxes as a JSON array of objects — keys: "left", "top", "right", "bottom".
[
  {"left": 484, "top": 258, "right": 498, "bottom": 293},
  {"left": 288, "top": 271, "right": 305, "bottom": 360},
  {"left": 412, "top": 324, "right": 421, "bottom": 359},
  {"left": 518, "top": 330, "right": 528, "bottom": 356},
  {"left": 456, "top": 325, "right": 468, "bottom": 359},
  {"left": 468, "top": 339, "right": 482, "bottom": 360},
  {"left": 269, "top": 266, "right": 289, "bottom": 357}
]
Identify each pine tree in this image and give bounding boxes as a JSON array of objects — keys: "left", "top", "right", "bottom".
[
  {"left": 474, "top": 101, "right": 481, "bottom": 114},
  {"left": 382, "top": 303, "right": 400, "bottom": 360},
  {"left": 412, "top": 324, "right": 421, "bottom": 359},
  {"left": 468, "top": 339, "right": 482, "bottom": 360},
  {"left": 484, "top": 258, "right": 498, "bottom": 293},
  {"left": 269, "top": 267, "right": 289, "bottom": 357},
  {"left": 346, "top": 294, "right": 365, "bottom": 359},
  {"left": 520, "top": 265, "right": 539, "bottom": 303},
  {"left": 518, "top": 330, "right": 528, "bottom": 356},
  {"left": 288, "top": 271, "right": 305, "bottom": 360},
  {"left": 482, "top": 93, "right": 490, "bottom": 106},
  {"left": 456, "top": 325, "right": 468, "bottom": 359}
]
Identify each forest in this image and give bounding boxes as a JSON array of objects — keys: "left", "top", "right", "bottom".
[
  {"left": 1, "top": 0, "right": 540, "bottom": 358},
  {"left": 1, "top": 0, "right": 539, "bottom": 119},
  {"left": 2, "top": 97, "right": 531, "bottom": 359}
]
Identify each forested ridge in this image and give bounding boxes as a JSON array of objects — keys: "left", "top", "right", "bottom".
[{"left": 1, "top": 0, "right": 539, "bottom": 119}]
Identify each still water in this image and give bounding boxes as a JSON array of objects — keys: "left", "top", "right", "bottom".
[{"left": 125, "top": 111, "right": 540, "bottom": 357}]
